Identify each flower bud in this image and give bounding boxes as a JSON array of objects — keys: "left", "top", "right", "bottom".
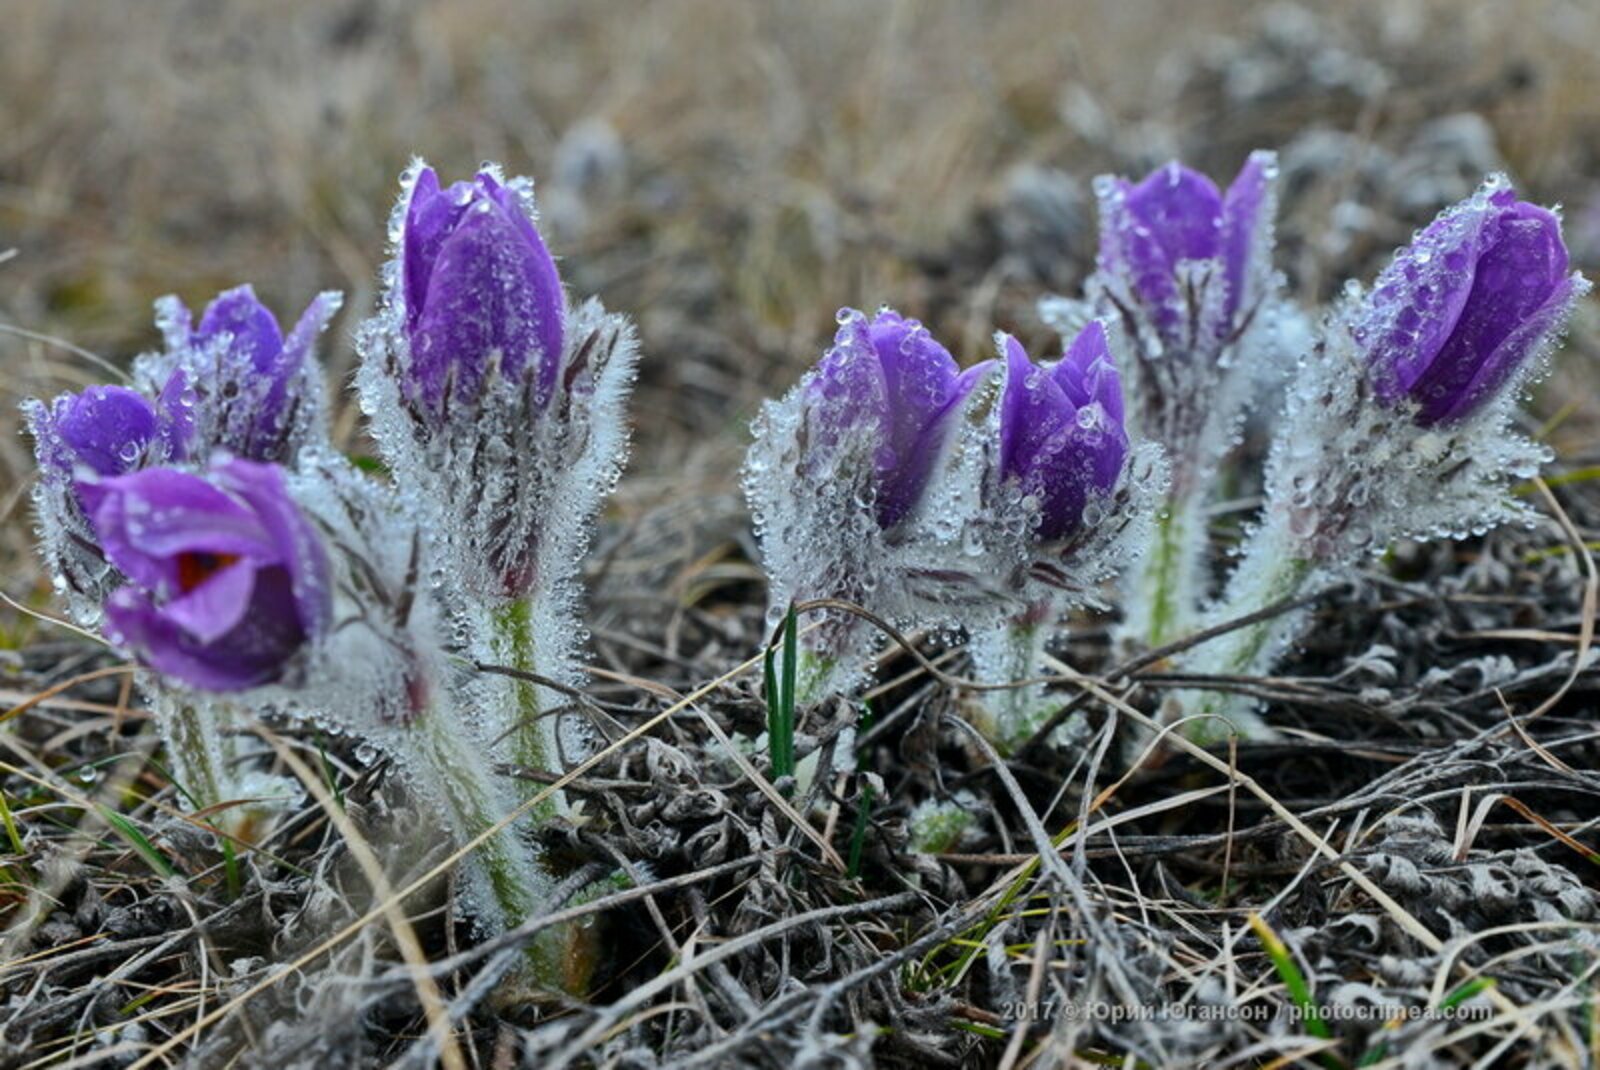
[
  {"left": 996, "top": 323, "right": 1127, "bottom": 543},
  {"left": 1358, "top": 180, "right": 1584, "bottom": 425},
  {"left": 401, "top": 166, "right": 565, "bottom": 416}
]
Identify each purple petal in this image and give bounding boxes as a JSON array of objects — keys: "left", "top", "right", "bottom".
[
  {"left": 402, "top": 167, "right": 460, "bottom": 328},
  {"left": 1126, "top": 163, "right": 1224, "bottom": 266},
  {"left": 105, "top": 575, "right": 307, "bottom": 692},
  {"left": 997, "top": 333, "right": 1129, "bottom": 542},
  {"left": 864, "top": 311, "right": 963, "bottom": 528},
  {"left": 404, "top": 169, "right": 565, "bottom": 412},
  {"left": 159, "top": 560, "right": 257, "bottom": 644},
  {"left": 196, "top": 285, "right": 285, "bottom": 375},
  {"left": 1408, "top": 202, "right": 1570, "bottom": 423},
  {"left": 213, "top": 458, "right": 331, "bottom": 639},
  {"left": 1098, "top": 163, "right": 1224, "bottom": 337},
  {"left": 82, "top": 468, "right": 278, "bottom": 595},
  {"left": 48, "top": 386, "right": 157, "bottom": 477},
  {"left": 155, "top": 368, "right": 193, "bottom": 460},
  {"left": 1220, "top": 151, "right": 1275, "bottom": 326}
]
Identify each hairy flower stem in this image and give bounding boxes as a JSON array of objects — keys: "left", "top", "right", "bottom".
[
  {"left": 1179, "top": 522, "right": 1315, "bottom": 743},
  {"left": 480, "top": 603, "right": 598, "bottom": 992},
  {"left": 410, "top": 701, "right": 576, "bottom": 986},
  {"left": 969, "top": 602, "right": 1062, "bottom": 754},
  {"left": 1123, "top": 490, "right": 1206, "bottom": 650},
  {"left": 794, "top": 648, "right": 839, "bottom": 709},
  {"left": 491, "top": 599, "right": 560, "bottom": 823},
  {"left": 156, "top": 694, "right": 232, "bottom": 815}
]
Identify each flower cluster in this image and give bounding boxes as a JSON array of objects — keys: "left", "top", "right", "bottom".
[
  {"left": 747, "top": 164, "right": 1585, "bottom": 752},
  {"left": 23, "top": 161, "right": 637, "bottom": 987},
  {"left": 744, "top": 307, "right": 1160, "bottom": 745}
]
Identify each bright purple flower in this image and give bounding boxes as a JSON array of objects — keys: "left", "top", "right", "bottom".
[
  {"left": 1098, "top": 155, "right": 1275, "bottom": 344},
  {"left": 155, "top": 284, "right": 341, "bottom": 463},
  {"left": 79, "top": 459, "right": 331, "bottom": 691},
  {"left": 402, "top": 167, "right": 566, "bottom": 415},
  {"left": 1360, "top": 184, "right": 1583, "bottom": 426},
  {"left": 806, "top": 309, "right": 989, "bottom": 529},
  {"left": 996, "top": 323, "right": 1128, "bottom": 542}
]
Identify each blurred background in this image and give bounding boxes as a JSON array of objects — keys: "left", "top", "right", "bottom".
[{"left": 3, "top": 0, "right": 1599, "bottom": 600}]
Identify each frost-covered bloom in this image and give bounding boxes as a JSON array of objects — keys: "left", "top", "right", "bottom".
[
  {"left": 23, "top": 286, "right": 340, "bottom": 618},
  {"left": 79, "top": 458, "right": 331, "bottom": 691},
  {"left": 24, "top": 384, "right": 190, "bottom": 612},
  {"left": 400, "top": 168, "right": 565, "bottom": 416},
  {"left": 960, "top": 325, "right": 1158, "bottom": 750},
  {"left": 1271, "top": 175, "right": 1587, "bottom": 564},
  {"left": 1044, "top": 153, "right": 1297, "bottom": 648},
  {"left": 799, "top": 308, "right": 989, "bottom": 530},
  {"left": 358, "top": 161, "right": 636, "bottom": 602},
  {"left": 139, "top": 285, "right": 342, "bottom": 464},
  {"left": 1360, "top": 190, "right": 1581, "bottom": 427},
  {"left": 1096, "top": 157, "right": 1275, "bottom": 350},
  {"left": 1181, "top": 176, "right": 1588, "bottom": 742},
  {"left": 744, "top": 307, "right": 990, "bottom": 697},
  {"left": 996, "top": 323, "right": 1127, "bottom": 543}
]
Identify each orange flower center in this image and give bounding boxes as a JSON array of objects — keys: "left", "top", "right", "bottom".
[{"left": 175, "top": 551, "right": 240, "bottom": 593}]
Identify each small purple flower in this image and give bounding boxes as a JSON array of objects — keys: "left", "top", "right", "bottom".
[
  {"left": 1097, "top": 154, "right": 1275, "bottom": 345},
  {"left": 79, "top": 459, "right": 331, "bottom": 691},
  {"left": 1359, "top": 182, "right": 1583, "bottom": 426},
  {"left": 806, "top": 308, "right": 989, "bottom": 529},
  {"left": 154, "top": 284, "right": 341, "bottom": 463},
  {"left": 401, "top": 167, "right": 566, "bottom": 415},
  {"left": 996, "top": 323, "right": 1129, "bottom": 542}
]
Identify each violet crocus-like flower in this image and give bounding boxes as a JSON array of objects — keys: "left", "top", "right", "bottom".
[
  {"left": 800, "top": 308, "right": 991, "bottom": 530},
  {"left": 400, "top": 167, "right": 566, "bottom": 416},
  {"left": 962, "top": 323, "right": 1155, "bottom": 751},
  {"left": 995, "top": 323, "right": 1127, "bottom": 544},
  {"left": 744, "top": 307, "right": 992, "bottom": 699},
  {"left": 79, "top": 458, "right": 331, "bottom": 692},
  {"left": 1359, "top": 188, "right": 1582, "bottom": 426},
  {"left": 144, "top": 284, "right": 342, "bottom": 464},
  {"left": 1041, "top": 153, "right": 1293, "bottom": 650},
  {"left": 358, "top": 160, "right": 637, "bottom": 818},
  {"left": 1095, "top": 154, "right": 1276, "bottom": 352},
  {"left": 359, "top": 161, "right": 635, "bottom": 603},
  {"left": 23, "top": 384, "right": 190, "bottom": 612},
  {"left": 1180, "top": 177, "right": 1589, "bottom": 743}
]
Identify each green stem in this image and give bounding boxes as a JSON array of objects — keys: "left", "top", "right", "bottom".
[
  {"left": 160, "top": 698, "right": 227, "bottom": 812},
  {"left": 968, "top": 607, "right": 1061, "bottom": 754},
  {"left": 1124, "top": 489, "right": 1206, "bottom": 650},
  {"left": 1181, "top": 542, "right": 1315, "bottom": 744},
  {"left": 793, "top": 647, "right": 837, "bottom": 710},
  {"left": 492, "top": 599, "right": 559, "bottom": 822},
  {"left": 412, "top": 700, "right": 591, "bottom": 990}
]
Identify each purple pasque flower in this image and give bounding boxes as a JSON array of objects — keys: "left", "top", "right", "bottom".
[
  {"left": 996, "top": 322, "right": 1128, "bottom": 542},
  {"left": 804, "top": 308, "right": 990, "bottom": 529},
  {"left": 150, "top": 284, "right": 342, "bottom": 463},
  {"left": 359, "top": 160, "right": 637, "bottom": 605},
  {"left": 1096, "top": 153, "right": 1276, "bottom": 347},
  {"left": 401, "top": 166, "right": 566, "bottom": 416},
  {"left": 23, "top": 382, "right": 192, "bottom": 608},
  {"left": 1358, "top": 179, "right": 1585, "bottom": 426},
  {"left": 79, "top": 458, "right": 331, "bottom": 691}
]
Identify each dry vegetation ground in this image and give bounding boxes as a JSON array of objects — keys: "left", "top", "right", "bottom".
[{"left": 2, "top": 1, "right": 1600, "bottom": 1067}]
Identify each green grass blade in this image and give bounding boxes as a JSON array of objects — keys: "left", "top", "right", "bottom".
[
  {"left": 1249, "top": 913, "right": 1340, "bottom": 1067},
  {"left": 97, "top": 805, "right": 175, "bottom": 879}
]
